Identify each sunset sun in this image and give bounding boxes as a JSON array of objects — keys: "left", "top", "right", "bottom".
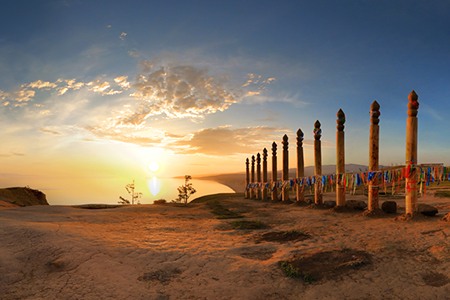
[{"left": 148, "top": 161, "right": 160, "bottom": 173}]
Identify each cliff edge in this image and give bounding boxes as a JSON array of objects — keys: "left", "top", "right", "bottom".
[{"left": 0, "top": 187, "right": 49, "bottom": 207}]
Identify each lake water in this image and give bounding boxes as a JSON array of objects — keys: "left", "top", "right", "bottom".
[
  {"left": 145, "top": 177, "right": 234, "bottom": 203},
  {"left": 46, "top": 177, "right": 235, "bottom": 206}
]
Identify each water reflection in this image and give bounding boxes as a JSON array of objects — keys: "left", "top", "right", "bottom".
[
  {"left": 46, "top": 176, "right": 235, "bottom": 205},
  {"left": 145, "top": 177, "right": 234, "bottom": 203},
  {"left": 147, "top": 176, "right": 161, "bottom": 196}
]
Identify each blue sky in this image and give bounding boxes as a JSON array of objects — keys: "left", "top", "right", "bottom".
[{"left": 1, "top": 0, "right": 450, "bottom": 202}]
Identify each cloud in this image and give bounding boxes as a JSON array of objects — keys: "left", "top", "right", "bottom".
[
  {"left": 0, "top": 78, "right": 91, "bottom": 104},
  {"left": 85, "top": 124, "right": 165, "bottom": 147},
  {"left": 421, "top": 103, "right": 443, "bottom": 121},
  {"left": 114, "top": 76, "right": 130, "bottom": 90},
  {"left": 128, "top": 50, "right": 140, "bottom": 58},
  {"left": 27, "top": 80, "right": 58, "bottom": 90},
  {"left": 128, "top": 62, "right": 239, "bottom": 121},
  {"left": 172, "top": 125, "right": 286, "bottom": 155},
  {"left": 0, "top": 152, "right": 25, "bottom": 157},
  {"left": 1, "top": 58, "right": 275, "bottom": 116},
  {"left": 87, "top": 80, "right": 114, "bottom": 94},
  {"left": 14, "top": 89, "right": 35, "bottom": 102},
  {"left": 0, "top": 59, "right": 277, "bottom": 150},
  {"left": 57, "top": 79, "right": 85, "bottom": 95},
  {"left": 1, "top": 90, "right": 9, "bottom": 106},
  {"left": 40, "top": 127, "right": 62, "bottom": 135},
  {"left": 119, "top": 32, "right": 128, "bottom": 40}
]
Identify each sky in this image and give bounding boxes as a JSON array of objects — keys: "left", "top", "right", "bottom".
[{"left": 1, "top": 0, "right": 450, "bottom": 204}]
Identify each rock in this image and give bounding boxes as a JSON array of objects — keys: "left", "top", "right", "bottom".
[
  {"left": 381, "top": 201, "right": 397, "bottom": 214},
  {"left": 324, "top": 200, "right": 336, "bottom": 208},
  {"left": 345, "top": 200, "right": 367, "bottom": 211},
  {"left": 418, "top": 204, "right": 438, "bottom": 217},
  {"left": 0, "top": 187, "right": 49, "bottom": 207},
  {"left": 442, "top": 212, "right": 450, "bottom": 222}
]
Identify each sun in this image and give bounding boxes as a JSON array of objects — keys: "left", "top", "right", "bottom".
[{"left": 148, "top": 161, "right": 160, "bottom": 173}]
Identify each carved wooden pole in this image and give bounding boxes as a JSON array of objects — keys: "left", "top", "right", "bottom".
[
  {"left": 262, "top": 148, "right": 268, "bottom": 201},
  {"left": 296, "top": 129, "right": 305, "bottom": 202},
  {"left": 282, "top": 134, "right": 290, "bottom": 201},
  {"left": 336, "top": 109, "right": 346, "bottom": 207},
  {"left": 271, "top": 142, "right": 278, "bottom": 201},
  {"left": 405, "top": 90, "right": 419, "bottom": 216},
  {"left": 250, "top": 155, "right": 255, "bottom": 199},
  {"left": 368, "top": 101, "right": 380, "bottom": 212},
  {"left": 314, "top": 120, "right": 323, "bottom": 205},
  {"left": 245, "top": 158, "right": 250, "bottom": 199},
  {"left": 256, "top": 152, "right": 262, "bottom": 200}
]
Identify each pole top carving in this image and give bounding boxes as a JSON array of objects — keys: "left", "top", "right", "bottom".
[
  {"left": 297, "top": 128, "right": 304, "bottom": 146},
  {"left": 282, "top": 134, "right": 288, "bottom": 150},
  {"left": 336, "top": 109, "right": 345, "bottom": 131},
  {"left": 370, "top": 100, "right": 380, "bottom": 125},
  {"left": 252, "top": 155, "right": 255, "bottom": 163},
  {"left": 314, "top": 120, "right": 321, "bottom": 140},
  {"left": 246, "top": 157, "right": 249, "bottom": 165},
  {"left": 256, "top": 152, "right": 261, "bottom": 163},
  {"left": 263, "top": 148, "right": 268, "bottom": 158},
  {"left": 272, "top": 142, "right": 277, "bottom": 154},
  {"left": 407, "top": 90, "right": 419, "bottom": 117}
]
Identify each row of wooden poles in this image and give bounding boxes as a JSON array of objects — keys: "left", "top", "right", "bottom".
[{"left": 244, "top": 90, "right": 420, "bottom": 217}]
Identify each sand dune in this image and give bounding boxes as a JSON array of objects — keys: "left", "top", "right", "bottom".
[{"left": 0, "top": 193, "right": 449, "bottom": 299}]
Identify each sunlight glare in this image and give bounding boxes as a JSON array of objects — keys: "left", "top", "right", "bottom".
[
  {"left": 148, "top": 176, "right": 161, "bottom": 196},
  {"left": 149, "top": 161, "right": 159, "bottom": 172}
]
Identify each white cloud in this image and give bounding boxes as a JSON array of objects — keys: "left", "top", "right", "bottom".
[
  {"left": 119, "top": 32, "right": 128, "bottom": 40},
  {"left": 0, "top": 90, "right": 8, "bottom": 102},
  {"left": 27, "top": 80, "right": 58, "bottom": 90},
  {"left": 40, "top": 127, "right": 62, "bottom": 135},
  {"left": 86, "top": 123, "right": 166, "bottom": 147},
  {"left": 0, "top": 59, "right": 277, "bottom": 151},
  {"left": 114, "top": 76, "right": 130, "bottom": 90},
  {"left": 126, "top": 61, "right": 240, "bottom": 122},
  {"left": 57, "top": 79, "right": 85, "bottom": 95},
  {"left": 172, "top": 125, "right": 286, "bottom": 155},
  {"left": 87, "top": 80, "right": 123, "bottom": 95},
  {"left": 14, "top": 89, "right": 35, "bottom": 102}
]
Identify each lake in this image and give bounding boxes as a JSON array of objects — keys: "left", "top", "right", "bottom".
[{"left": 45, "top": 177, "right": 235, "bottom": 206}]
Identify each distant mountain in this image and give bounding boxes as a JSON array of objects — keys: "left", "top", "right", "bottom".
[{"left": 199, "top": 164, "right": 372, "bottom": 193}]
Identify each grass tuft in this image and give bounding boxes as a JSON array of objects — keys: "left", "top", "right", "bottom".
[
  {"left": 206, "top": 200, "right": 243, "bottom": 219},
  {"left": 230, "top": 220, "right": 268, "bottom": 230},
  {"left": 279, "top": 261, "right": 315, "bottom": 283}
]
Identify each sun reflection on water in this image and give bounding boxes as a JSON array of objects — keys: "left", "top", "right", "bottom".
[{"left": 147, "top": 176, "right": 161, "bottom": 196}]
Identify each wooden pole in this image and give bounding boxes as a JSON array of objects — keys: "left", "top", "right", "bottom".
[
  {"left": 336, "top": 109, "right": 346, "bottom": 207},
  {"left": 282, "top": 134, "right": 290, "bottom": 201},
  {"left": 262, "top": 148, "right": 268, "bottom": 201},
  {"left": 250, "top": 155, "right": 255, "bottom": 199},
  {"left": 256, "top": 152, "right": 262, "bottom": 200},
  {"left": 271, "top": 142, "right": 278, "bottom": 201},
  {"left": 368, "top": 101, "right": 380, "bottom": 212},
  {"left": 314, "top": 120, "right": 323, "bottom": 205},
  {"left": 245, "top": 158, "right": 250, "bottom": 199},
  {"left": 296, "top": 129, "right": 305, "bottom": 202},
  {"left": 405, "top": 90, "right": 419, "bottom": 216}
]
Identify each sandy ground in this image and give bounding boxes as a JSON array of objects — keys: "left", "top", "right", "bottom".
[{"left": 0, "top": 193, "right": 449, "bottom": 300}]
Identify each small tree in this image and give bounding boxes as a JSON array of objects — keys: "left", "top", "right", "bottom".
[
  {"left": 176, "top": 175, "right": 196, "bottom": 205},
  {"left": 119, "top": 180, "right": 142, "bottom": 205}
]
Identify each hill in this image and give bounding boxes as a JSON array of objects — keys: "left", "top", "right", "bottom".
[
  {"left": 0, "top": 187, "right": 49, "bottom": 208},
  {"left": 200, "top": 164, "right": 370, "bottom": 193}
]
